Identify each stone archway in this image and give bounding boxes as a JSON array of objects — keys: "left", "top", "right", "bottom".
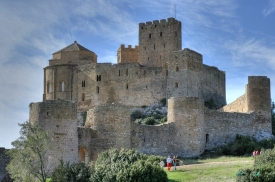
[{"left": 79, "top": 147, "right": 89, "bottom": 163}]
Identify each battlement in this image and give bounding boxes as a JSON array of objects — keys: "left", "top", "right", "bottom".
[
  {"left": 120, "top": 44, "right": 138, "bottom": 50},
  {"left": 117, "top": 44, "right": 139, "bottom": 63},
  {"left": 139, "top": 17, "right": 179, "bottom": 28}
]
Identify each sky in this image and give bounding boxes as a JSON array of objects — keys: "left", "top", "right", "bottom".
[{"left": 0, "top": 0, "right": 275, "bottom": 149}]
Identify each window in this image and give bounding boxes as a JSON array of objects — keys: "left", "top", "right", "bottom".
[
  {"left": 82, "top": 81, "right": 85, "bottom": 87},
  {"left": 206, "top": 134, "right": 209, "bottom": 143},
  {"left": 47, "top": 81, "right": 50, "bottom": 93},
  {"left": 119, "top": 70, "right": 120, "bottom": 76},
  {"left": 175, "top": 82, "right": 178, "bottom": 88},
  {"left": 126, "top": 83, "right": 128, "bottom": 89},
  {"left": 144, "top": 70, "right": 146, "bottom": 75},
  {"left": 148, "top": 57, "right": 149, "bottom": 60},
  {"left": 96, "top": 86, "right": 99, "bottom": 93},
  {"left": 149, "top": 34, "right": 151, "bottom": 38},
  {"left": 176, "top": 66, "right": 179, "bottom": 72},
  {"left": 82, "top": 93, "right": 85, "bottom": 101},
  {"left": 61, "top": 81, "right": 65, "bottom": 92},
  {"left": 166, "top": 70, "right": 168, "bottom": 76},
  {"left": 160, "top": 32, "right": 162, "bottom": 36},
  {"left": 97, "top": 75, "right": 101, "bottom": 81},
  {"left": 154, "top": 45, "right": 155, "bottom": 49}
]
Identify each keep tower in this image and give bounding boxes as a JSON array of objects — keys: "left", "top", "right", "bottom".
[{"left": 138, "top": 17, "right": 182, "bottom": 68}]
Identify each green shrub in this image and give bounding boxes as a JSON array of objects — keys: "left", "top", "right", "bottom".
[
  {"left": 50, "top": 159, "right": 70, "bottom": 182},
  {"left": 154, "top": 114, "right": 162, "bottom": 119},
  {"left": 236, "top": 146, "right": 275, "bottom": 182},
  {"left": 50, "top": 160, "right": 90, "bottom": 182},
  {"left": 90, "top": 148, "right": 168, "bottom": 182},
  {"left": 211, "top": 134, "right": 274, "bottom": 156},
  {"left": 131, "top": 110, "right": 144, "bottom": 121},
  {"left": 160, "top": 116, "right": 167, "bottom": 123},
  {"left": 134, "top": 118, "right": 143, "bottom": 124},
  {"left": 144, "top": 117, "right": 155, "bottom": 125}
]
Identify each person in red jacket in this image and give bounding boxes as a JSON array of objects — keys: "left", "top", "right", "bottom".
[{"left": 166, "top": 156, "right": 172, "bottom": 171}]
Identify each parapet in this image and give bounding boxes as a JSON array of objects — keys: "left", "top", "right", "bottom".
[{"left": 139, "top": 17, "right": 180, "bottom": 28}]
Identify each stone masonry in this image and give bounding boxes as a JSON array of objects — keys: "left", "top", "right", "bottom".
[{"left": 27, "top": 17, "right": 272, "bottom": 168}]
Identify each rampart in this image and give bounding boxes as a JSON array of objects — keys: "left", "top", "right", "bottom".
[
  {"left": 117, "top": 44, "right": 139, "bottom": 63},
  {"left": 0, "top": 148, "right": 10, "bottom": 182}
]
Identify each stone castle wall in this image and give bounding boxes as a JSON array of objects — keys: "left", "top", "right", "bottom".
[
  {"left": 167, "top": 49, "right": 226, "bottom": 108},
  {"left": 76, "top": 63, "right": 166, "bottom": 111},
  {"left": 117, "top": 45, "right": 139, "bottom": 63},
  {"left": 29, "top": 99, "right": 78, "bottom": 170},
  {"left": 205, "top": 109, "right": 272, "bottom": 150},
  {"left": 138, "top": 18, "right": 182, "bottom": 67},
  {"left": 220, "top": 94, "right": 248, "bottom": 113},
  {"left": 0, "top": 148, "right": 9, "bottom": 182}
]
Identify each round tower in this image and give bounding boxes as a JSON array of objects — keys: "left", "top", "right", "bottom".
[
  {"left": 247, "top": 76, "right": 271, "bottom": 112},
  {"left": 168, "top": 97, "right": 205, "bottom": 157}
]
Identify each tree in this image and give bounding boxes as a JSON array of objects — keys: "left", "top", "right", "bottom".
[{"left": 6, "top": 121, "right": 52, "bottom": 182}]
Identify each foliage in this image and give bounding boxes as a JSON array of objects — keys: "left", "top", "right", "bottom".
[
  {"left": 89, "top": 148, "right": 168, "bottom": 182},
  {"left": 134, "top": 118, "right": 142, "bottom": 124},
  {"left": 236, "top": 146, "right": 275, "bottom": 182},
  {"left": 50, "top": 160, "right": 91, "bottom": 182},
  {"left": 272, "top": 101, "right": 275, "bottom": 135},
  {"left": 204, "top": 98, "right": 218, "bottom": 109},
  {"left": 6, "top": 121, "right": 52, "bottom": 182},
  {"left": 212, "top": 134, "right": 275, "bottom": 156},
  {"left": 160, "top": 98, "right": 166, "bottom": 106},
  {"left": 130, "top": 110, "right": 144, "bottom": 121},
  {"left": 144, "top": 116, "right": 155, "bottom": 125},
  {"left": 160, "top": 116, "right": 167, "bottom": 123}
]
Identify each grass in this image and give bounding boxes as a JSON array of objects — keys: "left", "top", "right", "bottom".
[
  {"left": 166, "top": 156, "right": 254, "bottom": 182},
  {"left": 46, "top": 178, "right": 51, "bottom": 182}
]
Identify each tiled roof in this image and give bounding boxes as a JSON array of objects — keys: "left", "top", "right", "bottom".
[{"left": 53, "top": 41, "right": 92, "bottom": 54}]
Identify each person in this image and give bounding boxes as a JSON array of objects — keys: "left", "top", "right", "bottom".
[
  {"left": 173, "top": 155, "right": 177, "bottom": 170},
  {"left": 166, "top": 156, "right": 172, "bottom": 171},
  {"left": 252, "top": 150, "right": 256, "bottom": 157}
]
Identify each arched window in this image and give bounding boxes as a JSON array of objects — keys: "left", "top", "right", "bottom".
[
  {"left": 47, "top": 81, "right": 50, "bottom": 93},
  {"left": 79, "top": 147, "right": 89, "bottom": 163},
  {"left": 82, "top": 81, "right": 85, "bottom": 87},
  {"left": 206, "top": 134, "right": 209, "bottom": 143},
  {"left": 175, "top": 82, "right": 178, "bottom": 88},
  {"left": 176, "top": 66, "right": 179, "bottom": 72},
  {"left": 82, "top": 93, "right": 85, "bottom": 101}
]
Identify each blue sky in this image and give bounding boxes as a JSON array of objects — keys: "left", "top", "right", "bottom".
[{"left": 1, "top": 0, "right": 275, "bottom": 148}]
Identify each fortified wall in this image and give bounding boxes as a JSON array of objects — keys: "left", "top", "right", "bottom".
[
  {"left": 29, "top": 99, "right": 78, "bottom": 170},
  {"left": 0, "top": 148, "right": 9, "bottom": 182}
]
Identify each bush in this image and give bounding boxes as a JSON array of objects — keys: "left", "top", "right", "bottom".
[
  {"left": 236, "top": 146, "right": 275, "bottom": 182},
  {"left": 134, "top": 118, "right": 143, "bottom": 124},
  {"left": 160, "top": 116, "right": 167, "bottom": 123},
  {"left": 90, "top": 148, "right": 168, "bottom": 182},
  {"left": 50, "top": 161, "right": 90, "bottom": 182},
  {"left": 144, "top": 117, "right": 155, "bottom": 125},
  {"left": 131, "top": 110, "right": 144, "bottom": 121},
  {"left": 211, "top": 134, "right": 274, "bottom": 156}
]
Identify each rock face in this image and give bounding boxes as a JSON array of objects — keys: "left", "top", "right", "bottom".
[{"left": 0, "top": 148, "right": 10, "bottom": 182}]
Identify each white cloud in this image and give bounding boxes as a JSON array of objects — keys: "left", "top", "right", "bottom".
[{"left": 263, "top": 0, "right": 275, "bottom": 16}]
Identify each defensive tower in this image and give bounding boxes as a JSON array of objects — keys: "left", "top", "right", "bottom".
[{"left": 138, "top": 17, "right": 182, "bottom": 67}]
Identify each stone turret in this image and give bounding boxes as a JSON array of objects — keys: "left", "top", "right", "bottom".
[{"left": 168, "top": 97, "right": 205, "bottom": 157}]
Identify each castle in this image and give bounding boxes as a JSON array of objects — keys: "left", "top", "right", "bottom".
[{"left": 27, "top": 17, "right": 271, "bottom": 168}]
